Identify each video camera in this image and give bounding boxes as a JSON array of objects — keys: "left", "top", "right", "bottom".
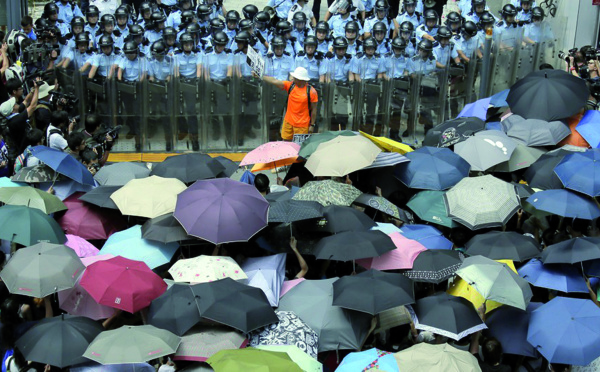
[
  {"left": 558, "top": 48, "right": 579, "bottom": 62},
  {"left": 89, "top": 125, "right": 121, "bottom": 158},
  {"left": 49, "top": 91, "right": 79, "bottom": 112}
]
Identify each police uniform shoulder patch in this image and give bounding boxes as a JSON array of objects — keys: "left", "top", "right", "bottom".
[
  {"left": 95, "top": 30, "right": 103, "bottom": 36},
  {"left": 411, "top": 55, "right": 419, "bottom": 61},
  {"left": 266, "top": 52, "right": 274, "bottom": 58},
  {"left": 385, "top": 52, "right": 393, "bottom": 57},
  {"left": 234, "top": 49, "right": 243, "bottom": 54},
  {"left": 297, "top": 51, "right": 306, "bottom": 57},
  {"left": 283, "top": 51, "right": 291, "bottom": 56},
  {"left": 224, "top": 48, "right": 232, "bottom": 53},
  {"left": 344, "top": 53, "right": 352, "bottom": 59},
  {"left": 453, "top": 34, "right": 461, "bottom": 40},
  {"left": 65, "top": 33, "right": 74, "bottom": 40},
  {"left": 139, "top": 52, "right": 146, "bottom": 57},
  {"left": 174, "top": 49, "right": 184, "bottom": 54},
  {"left": 496, "top": 21, "right": 504, "bottom": 27},
  {"left": 315, "top": 52, "right": 324, "bottom": 60},
  {"left": 356, "top": 52, "right": 364, "bottom": 58},
  {"left": 432, "top": 41, "right": 440, "bottom": 47},
  {"left": 367, "top": 15, "right": 376, "bottom": 20},
  {"left": 113, "top": 29, "right": 122, "bottom": 37}
]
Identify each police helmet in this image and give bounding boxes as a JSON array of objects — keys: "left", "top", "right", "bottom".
[
  {"left": 100, "top": 14, "right": 116, "bottom": 26},
  {"left": 363, "top": 37, "right": 377, "bottom": 49},
  {"left": 479, "top": 12, "right": 495, "bottom": 26},
  {"left": 75, "top": 32, "right": 90, "bottom": 45},
  {"left": 292, "top": 12, "right": 307, "bottom": 25},
  {"left": 315, "top": 21, "right": 329, "bottom": 34},
  {"left": 179, "top": 32, "right": 194, "bottom": 44},
  {"left": 424, "top": 9, "right": 438, "bottom": 22},
  {"left": 392, "top": 36, "right": 407, "bottom": 50},
  {"left": 162, "top": 26, "right": 177, "bottom": 39},
  {"left": 531, "top": 7, "right": 545, "bottom": 20},
  {"left": 123, "top": 41, "right": 138, "bottom": 54},
  {"left": 197, "top": 5, "right": 211, "bottom": 18},
  {"left": 98, "top": 35, "right": 114, "bottom": 47},
  {"left": 114, "top": 7, "right": 129, "bottom": 19},
  {"left": 399, "top": 21, "right": 414, "bottom": 33},
  {"left": 226, "top": 10, "right": 241, "bottom": 23},
  {"left": 151, "top": 11, "right": 167, "bottom": 24},
  {"left": 181, "top": 10, "right": 196, "bottom": 25},
  {"left": 239, "top": 19, "right": 253, "bottom": 31},
  {"left": 333, "top": 36, "right": 349, "bottom": 49},
  {"left": 242, "top": 4, "right": 259, "bottom": 20},
  {"left": 445, "top": 12, "right": 462, "bottom": 26},
  {"left": 210, "top": 18, "right": 225, "bottom": 32},
  {"left": 374, "top": 0, "right": 389, "bottom": 12},
  {"left": 501, "top": 4, "right": 518, "bottom": 17},
  {"left": 345, "top": 21, "right": 360, "bottom": 33},
  {"left": 271, "top": 35, "right": 286, "bottom": 48},
  {"left": 129, "top": 24, "right": 145, "bottom": 37},
  {"left": 437, "top": 26, "right": 452, "bottom": 39},
  {"left": 44, "top": 3, "right": 59, "bottom": 17},
  {"left": 403, "top": 0, "right": 417, "bottom": 6},
  {"left": 212, "top": 31, "right": 229, "bottom": 46},
  {"left": 417, "top": 39, "right": 433, "bottom": 52},
  {"left": 86, "top": 5, "right": 100, "bottom": 17},
  {"left": 186, "top": 23, "right": 201, "bottom": 36},
  {"left": 373, "top": 21, "right": 387, "bottom": 34},
  {"left": 254, "top": 11, "right": 270, "bottom": 26},
  {"left": 461, "top": 21, "right": 478, "bottom": 37},
  {"left": 304, "top": 35, "right": 318, "bottom": 46},
  {"left": 234, "top": 30, "right": 251, "bottom": 43},
  {"left": 71, "top": 16, "right": 85, "bottom": 30},
  {"left": 275, "top": 20, "right": 293, "bottom": 35},
  {"left": 471, "top": 0, "right": 486, "bottom": 7}
]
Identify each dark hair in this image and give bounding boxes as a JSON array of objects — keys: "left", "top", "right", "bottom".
[
  {"left": 26, "top": 128, "right": 44, "bottom": 146},
  {"left": 482, "top": 338, "right": 503, "bottom": 365},
  {"left": 67, "top": 132, "right": 85, "bottom": 151},
  {"left": 84, "top": 114, "right": 102, "bottom": 133},
  {"left": 254, "top": 173, "right": 270, "bottom": 193},
  {"left": 21, "top": 16, "right": 33, "bottom": 27},
  {"left": 81, "top": 147, "right": 98, "bottom": 164},
  {"left": 5, "top": 79, "right": 22, "bottom": 96},
  {"left": 1, "top": 297, "right": 24, "bottom": 349},
  {"left": 51, "top": 110, "right": 69, "bottom": 128}
]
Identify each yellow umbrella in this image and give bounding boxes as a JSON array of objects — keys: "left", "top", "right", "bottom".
[
  {"left": 447, "top": 259, "right": 517, "bottom": 314},
  {"left": 394, "top": 343, "right": 480, "bottom": 372},
  {"left": 251, "top": 157, "right": 302, "bottom": 172},
  {"left": 359, "top": 131, "right": 414, "bottom": 155}
]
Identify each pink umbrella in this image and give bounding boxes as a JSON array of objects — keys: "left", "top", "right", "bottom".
[
  {"left": 279, "top": 278, "right": 305, "bottom": 298},
  {"left": 81, "top": 254, "right": 115, "bottom": 266},
  {"left": 64, "top": 234, "right": 100, "bottom": 258},
  {"left": 356, "top": 232, "right": 427, "bottom": 270},
  {"left": 239, "top": 141, "right": 300, "bottom": 166},
  {"left": 79, "top": 256, "right": 167, "bottom": 313},
  {"left": 58, "top": 192, "right": 127, "bottom": 240}
]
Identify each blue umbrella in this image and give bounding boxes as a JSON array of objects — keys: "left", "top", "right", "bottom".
[
  {"left": 30, "top": 146, "right": 95, "bottom": 186},
  {"left": 337, "top": 348, "right": 399, "bottom": 372},
  {"left": 485, "top": 302, "right": 543, "bottom": 357},
  {"left": 576, "top": 110, "right": 600, "bottom": 148},
  {"left": 584, "top": 259, "right": 600, "bottom": 277},
  {"left": 100, "top": 225, "right": 179, "bottom": 269},
  {"left": 40, "top": 180, "right": 96, "bottom": 201},
  {"left": 239, "top": 170, "right": 256, "bottom": 185},
  {"left": 398, "top": 224, "right": 453, "bottom": 250},
  {"left": 241, "top": 253, "right": 286, "bottom": 307},
  {"left": 71, "top": 362, "right": 155, "bottom": 372},
  {"left": 0, "top": 177, "right": 24, "bottom": 188},
  {"left": 527, "top": 297, "right": 600, "bottom": 366},
  {"left": 526, "top": 189, "right": 600, "bottom": 220},
  {"left": 485, "top": 122, "right": 503, "bottom": 131},
  {"left": 490, "top": 89, "right": 509, "bottom": 107},
  {"left": 554, "top": 149, "right": 600, "bottom": 196},
  {"left": 457, "top": 97, "right": 492, "bottom": 121},
  {"left": 518, "top": 258, "right": 588, "bottom": 293},
  {"left": 394, "top": 147, "right": 470, "bottom": 191}
]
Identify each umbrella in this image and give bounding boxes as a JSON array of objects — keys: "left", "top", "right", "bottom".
[
  {"left": 454, "top": 130, "right": 517, "bottom": 171},
  {"left": 70, "top": 363, "right": 157, "bottom": 372},
  {"left": 0, "top": 176, "right": 24, "bottom": 187},
  {"left": 277, "top": 278, "right": 372, "bottom": 352},
  {"left": 40, "top": 179, "right": 95, "bottom": 201},
  {"left": 267, "top": 199, "right": 323, "bottom": 224},
  {"left": 576, "top": 110, "right": 600, "bottom": 148},
  {"left": 111, "top": 176, "right": 187, "bottom": 219},
  {"left": 541, "top": 237, "right": 600, "bottom": 264},
  {"left": 465, "top": 231, "right": 542, "bottom": 262},
  {"left": 398, "top": 224, "right": 453, "bottom": 250},
  {"left": 359, "top": 131, "right": 413, "bottom": 154},
  {"left": 298, "top": 130, "right": 356, "bottom": 158},
  {"left": 99, "top": 225, "right": 179, "bottom": 269},
  {"left": 502, "top": 114, "right": 571, "bottom": 146},
  {"left": 456, "top": 255, "right": 533, "bottom": 310},
  {"left": 292, "top": 180, "right": 361, "bottom": 207},
  {"left": 65, "top": 234, "right": 100, "bottom": 258},
  {"left": 0, "top": 205, "right": 66, "bottom": 245},
  {"left": 12, "top": 164, "right": 57, "bottom": 183},
  {"left": 0, "top": 186, "right": 66, "bottom": 213},
  {"left": 16, "top": 314, "right": 103, "bottom": 368},
  {"left": 169, "top": 255, "right": 246, "bottom": 283},
  {"left": 30, "top": 146, "right": 95, "bottom": 185},
  {"left": 561, "top": 113, "right": 591, "bottom": 147},
  {"left": 490, "top": 88, "right": 509, "bottom": 107},
  {"left": 513, "top": 182, "right": 535, "bottom": 200},
  {"left": 247, "top": 310, "right": 319, "bottom": 359},
  {"left": 584, "top": 259, "right": 600, "bottom": 277},
  {"left": 151, "top": 153, "right": 225, "bottom": 183},
  {"left": 444, "top": 175, "right": 521, "bottom": 230},
  {"left": 403, "top": 250, "right": 463, "bottom": 284},
  {"left": 141, "top": 213, "right": 190, "bottom": 243},
  {"left": 490, "top": 144, "right": 547, "bottom": 172},
  {"left": 251, "top": 157, "right": 302, "bottom": 173},
  {"left": 506, "top": 69, "right": 589, "bottom": 121},
  {"left": 174, "top": 178, "right": 269, "bottom": 244},
  {"left": 305, "top": 136, "right": 381, "bottom": 177},
  {"left": 192, "top": 277, "right": 279, "bottom": 333},
  {"left": 457, "top": 97, "right": 492, "bottom": 121},
  {"left": 78, "top": 186, "right": 120, "bottom": 209},
  {"left": 485, "top": 302, "right": 543, "bottom": 358},
  {"left": 214, "top": 156, "right": 238, "bottom": 177},
  {"left": 527, "top": 189, "right": 600, "bottom": 219},
  {"left": 84, "top": 325, "right": 181, "bottom": 365},
  {"left": 321, "top": 205, "right": 376, "bottom": 233},
  {"left": 394, "top": 147, "right": 470, "bottom": 190},
  {"left": 207, "top": 348, "right": 302, "bottom": 372},
  {"left": 147, "top": 283, "right": 203, "bottom": 336},
  {"left": 58, "top": 192, "right": 127, "bottom": 240},
  {"left": 312, "top": 230, "right": 396, "bottom": 261},
  {"left": 353, "top": 193, "right": 411, "bottom": 222},
  {"left": 524, "top": 146, "right": 587, "bottom": 190},
  {"left": 423, "top": 117, "right": 486, "bottom": 148},
  {"left": 1, "top": 242, "right": 84, "bottom": 298},
  {"left": 80, "top": 256, "right": 167, "bottom": 313},
  {"left": 241, "top": 254, "right": 286, "bottom": 307},
  {"left": 265, "top": 187, "right": 298, "bottom": 203},
  {"left": 394, "top": 343, "right": 481, "bottom": 372},
  {"left": 407, "top": 191, "right": 457, "bottom": 228},
  {"left": 240, "top": 141, "right": 300, "bottom": 166},
  {"left": 254, "top": 346, "right": 321, "bottom": 372},
  {"left": 360, "top": 152, "right": 410, "bottom": 170},
  {"left": 174, "top": 325, "right": 247, "bottom": 362},
  {"left": 357, "top": 232, "right": 427, "bottom": 270},
  {"left": 527, "top": 297, "right": 600, "bottom": 365},
  {"left": 518, "top": 258, "right": 588, "bottom": 293},
  {"left": 332, "top": 269, "right": 415, "bottom": 315},
  {"left": 555, "top": 149, "right": 600, "bottom": 196},
  {"left": 94, "top": 162, "right": 150, "bottom": 186},
  {"left": 337, "top": 348, "right": 399, "bottom": 372},
  {"left": 408, "top": 292, "right": 486, "bottom": 340}
]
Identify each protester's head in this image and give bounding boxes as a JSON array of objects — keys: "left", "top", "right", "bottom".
[
  {"left": 51, "top": 110, "right": 69, "bottom": 130},
  {"left": 482, "top": 338, "right": 503, "bottom": 366},
  {"left": 85, "top": 114, "right": 102, "bottom": 134},
  {"left": 81, "top": 148, "right": 99, "bottom": 174},
  {"left": 21, "top": 16, "right": 33, "bottom": 34},
  {"left": 67, "top": 132, "right": 86, "bottom": 153},
  {"left": 550, "top": 364, "right": 571, "bottom": 372},
  {"left": 539, "top": 63, "right": 554, "bottom": 70},
  {"left": 254, "top": 173, "right": 270, "bottom": 195},
  {"left": 6, "top": 79, "right": 24, "bottom": 100},
  {"left": 27, "top": 128, "right": 44, "bottom": 146}
]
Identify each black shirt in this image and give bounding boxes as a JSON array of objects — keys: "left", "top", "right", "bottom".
[{"left": 6, "top": 111, "right": 30, "bottom": 159}]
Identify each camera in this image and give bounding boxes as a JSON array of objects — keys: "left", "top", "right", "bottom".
[
  {"left": 558, "top": 48, "right": 579, "bottom": 62},
  {"left": 49, "top": 91, "right": 79, "bottom": 112},
  {"left": 588, "top": 79, "right": 600, "bottom": 101}
]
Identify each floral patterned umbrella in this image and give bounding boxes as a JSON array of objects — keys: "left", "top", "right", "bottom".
[
  {"left": 168, "top": 256, "right": 247, "bottom": 283},
  {"left": 292, "top": 180, "right": 361, "bottom": 207}
]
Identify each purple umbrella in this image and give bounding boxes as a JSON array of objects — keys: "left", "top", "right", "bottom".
[
  {"left": 485, "top": 302, "right": 543, "bottom": 357},
  {"left": 457, "top": 97, "right": 492, "bottom": 121},
  {"left": 241, "top": 253, "right": 286, "bottom": 307},
  {"left": 174, "top": 178, "right": 269, "bottom": 244}
]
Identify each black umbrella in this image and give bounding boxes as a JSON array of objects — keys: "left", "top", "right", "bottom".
[
  {"left": 151, "top": 154, "right": 226, "bottom": 183},
  {"left": 404, "top": 250, "right": 463, "bottom": 283},
  {"left": 506, "top": 70, "right": 589, "bottom": 121},
  {"left": 214, "top": 156, "right": 239, "bottom": 178},
  {"left": 523, "top": 147, "right": 586, "bottom": 190},
  {"left": 265, "top": 190, "right": 293, "bottom": 203},
  {"left": 541, "top": 237, "right": 600, "bottom": 264},
  {"left": 321, "top": 205, "right": 376, "bottom": 233},
  {"left": 512, "top": 182, "right": 535, "bottom": 200},
  {"left": 78, "top": 185, "right": 120, "bottom": 209},
  {"left": 422, "top": 117, "right": 486, "bottom": 148},
  {"left": 16, "top": 314, "right": 104, "bottom": 368},
  {"left": 147, "top": 283, "right": 202, "bottom": 336},
  {"left": 268, "top": 200, "right": 323, "bottom": 224},
  {"left": 354, "top": 193, "right": 413, "bottom": 223},
  {"left": 141, "top": 213, "right": 190, "bottom": 243},
  {"left": 332, "top": 269, "right": 415, "bottom": 315},
  {"left": 465, "top": 231, "right": 542, "bottom": 262},
  {"left": 313, "top": 230, "right": 396, "bottom": 261},
  {"left": 409, "top": 292, "right": 486, "bottom": 340}
]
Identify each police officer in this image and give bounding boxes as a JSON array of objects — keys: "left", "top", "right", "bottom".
[
  {"left": 202, "top": 0, "right": 226, "bottom": 20},
  {"left": 445, "top": 11, "right": 462, "bottom": 35},
  {"left": 117, "top": 41, "right": 147, "bottom": 150},
  {"left": 253, "top": 11, "right": 271, "bottom": 56},
  {"left": 200, "top": 19, "right": 227, "bottom": 50},
  {"left": 343, "top": 21, "right": 363, "bottom": 57},
  {"left": 197, "top": 5, "right": 213, "bottom": 34},
  {"left": 242, "top": 4, "right": 259, "bottom": 20},
  {"left": 55, "top": 0, "right": 84, "bottom": 25},
  {"left": 266, "top": 0, "right": 296, "bottom": 24},
  {"left": 516, "top": 0, "right": 534, "bottom": 24},
  {"left": 265, "top": 35, "right": 295, "bottom": 80},
  {"left": 224, "top": 11, "right": 240, "bottom": 49},
  {"left": 416, "top": 9, "right": 438, "bottom": 43},
  {"left": 95, "top": 14, "right": 124, "bottom": 49},
  {"left": 386, "top": 36, "right": 409, "bottom": 140},
  {"left": 295, "top": 36, "right": 324, "bottom": 82},
  {"left": 88, "top": 35, "right": 119, "bottom": 116},
  {"left": 136, "top": 2, "right": 155, "bottom": 29},
  {"left": 407, "top": 39, "right": 437, "bottom": 133},
  {"left": 166, "top": 0, "right": 193, "bottom": 30},
  {"left": 84, "top": 5, "right": 101, "bottom": 39},
  {"left": 270, "top": 21, "right": 297, "bottom": 56},
  {"left": 433, "top": 26, "right": 459, "bottom": 69},
  {"left": 314, "top": 22, "right": 332, "bottom": 54},
  {"left": 327, "top": 3, "right": 361, "bottom": 39},
  {"left": 174, "top": 32, "right": 201, "bottom": 150},
  {"left": 186, "top": 23, "right": 204, "bottom": 50},
  {"left": 494, "top": 4, "right": 522, "bottom": 49},
  {"left": 62, "top": 16, "right": 86, "bottom": 56},
  {"left": 524, "top": 7, "right": 554, "bottom": 44},
  {"left": 63, "top": 32, "right": 95, "bottom": 72},
  {"left": 147, "top": 40, "right": 174, "bottom": 151},
  {"left": 477, "top": 12, "right": 496, "bottom": 47},
  {"left": 115, "top": 6, "right": 131, "bottom": 41},
  {"left": 321, "top": 36, "right": 353, "bottom": 129},
  {"left": 372, "top": 22, "right": 391, "bottom": 55},
  {"left": 364, "top": 0, "right": 392, "bottom": 38},
  {"left": 44, "top": 3, "right": 70, "bottom": 36},
  {"left": 127, "top": 24, "right": 150, "bottom": 56},
  {"left": 290, "top": 12, "right": 311, "bottom": 49},
  {"left": 394, "top": 0, "right": 422, "bottom": 35},
  {"left": 145, "top": 12, "right": 167, "bottom": 44},
  {"left": 233, "top": 31, "right": 260, "bottom": 145},
  {"left": 398, "top": 21, "right": 417, "bottom": 56},
  {"left": 465, "top": 0, "right": 493, "bottom": 24},
  {"left": 455, "top": 21, "right": 481, "bottom": 65}
]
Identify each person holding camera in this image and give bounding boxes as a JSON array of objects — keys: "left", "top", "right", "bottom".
[
  {"left": 46, "top": 110, "right": 75, "bottom": 151},
  {"left": 80, "top": 114, "right": 113, "bottom": 165},
  {"left": 80, "top": 147, "right": 101, "bottom": 176}
]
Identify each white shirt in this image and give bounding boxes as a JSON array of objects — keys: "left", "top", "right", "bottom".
[
  {"left": 288, "top": 3, "right": 315, "bottom": 22},
  {"left": 47, "top": 124, "right": 68, "bottom": 151}
]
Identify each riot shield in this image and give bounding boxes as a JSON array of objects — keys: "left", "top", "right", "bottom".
[
  {"left": 234, "top": 52, "right": 266, "bottom": 151},
  {"left": 321, "top": 57, "right": 355, "bottom": 132},
  {"left": 173, "top": 57, "right": 201, "bottom": 152},
  {"left": 447, "top": 50, "right": 477, "bottom": 119},
  {"left": 353, "top": 57, "right": 386, "bottom": 135},
  {"left": 409, "top": 61, "right": 447, "bottom": 145},
  {"left": 262, "top": 57, "right": 288, "bottom": 142},
  {"left": 488, "top": 28, "right": 523, "bottom": 96},
  {"left": 84, "top": 54, "right": 118, "bottom": 142},
  {"left": 144, "top": 54, "right": 176, "bottom": 152},
  {"left": 385, "top": 55, "right": 411, "bottom": 141}
]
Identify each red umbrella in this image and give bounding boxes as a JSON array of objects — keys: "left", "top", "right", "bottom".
[
  {"left": 79, "top": 256, "right": 167, "bottom": 313},
  {"left": 57, "top": 192, "right": 127, "bottom": 240}
]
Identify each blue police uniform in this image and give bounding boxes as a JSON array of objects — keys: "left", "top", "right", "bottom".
[
  {"left": 395, "top": 11, "right": 422, "bottom": 30},
  {"left": 415, "top": 24, "right": 438, "bottom": 43},
  {"left": 65, "top": 49, "right": 94, "bottom": 71},
  {"left": 291, "top": 29, "right": 310, "bottom": 47},
  {"left": 321, "top": 53, "right": 352, "bottom": 80},
  {"left": 224, "top": 29, "right": 237, "bottom": 49},
  {"left": 84, "top": 23, "right": 100, "bottom": 39},
  {"left": 148, "top": 55, "right": 174, "bottom": 81},
  {"left": 493, "top": 21, "right": 522, "bottom": 48},
  {"left": 95, "top": 32, "right": 124, "bottom": 49},
  {"left": 385, "top": 52, "right": 409, "bottom": 78},
  {"left": 265, "top": 53, "right": 295, "bottom": 80},
  {"left": 433, "top": 43, "right": 458, "bottom": 66},
  {"left": 266, "top": 0, "right": 295, "bottom": 20},
  {"left": 295, "top": 52, "right": 324, "bottom": 80},
  {"left": 455, "top": 34, "right": 480, "bottom": 59},
  {"left": 118, "top": 55, "right": 147, "bottom": 82},
  {"left": 346, "top": 40, "right": 363, "bottom": 56},
  {"left": 350, "top": 53, "right": 386, "bottom": 79},
  {"left": 328, "top": 15, "right": 362, "bottom": 38},
  {"left": 524, "top": 22, "right": 554, "bottom": 43},
  {"left": 517, "top": 9, "right": 532, "bottom": 23},
  {"left": 174, "top": 51, "right": 200, "bottom": 78},
  {"left": 316, "top": 39, "right": 332, "bottom": 54},
  {"left": 166, "top": 10, "right": 183, "bottom": 29},
  {"left": 115, "top": 25, "right": 130, "bottom": 41},
  {"left": 364, "top": 16, "right": 392, "bottom": 35},
  {"left": 205, "top": 49, "right": 233, "bottom": 81},
  {"left": 56, "top": 1, "right": 84, "bottom": 24},
  {"left": 375, "top": 39, "right": 391, "bottom": 55},
  {"left": 90, "top": 51, "right": 119, "bottom": 78},
  {"left": 145, "top": 29, "right": 163, "bottom": 44}
]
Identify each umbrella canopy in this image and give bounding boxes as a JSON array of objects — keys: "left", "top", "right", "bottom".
[
  {"left": 214, "top": 156, "right": 238, "bottom": 177},
  {"left": 506, "top": 69, "right": 589, "bottom": 121},
  {"left": 111, "top": 176, "right": 187, "bottom": 219},
  {"left": 403, "top": 250, "right": 463, "bottom": 284},
  {"left": 174, "top": 325, "right": 247, "bottom": 362},
  {"left": 490, "top": 144, "right": 547, "bottom": 172},
  {"left": 94, "top": 162, "right": 150, "bottom": 186},
  {"left": 80, "top": 256, "right": 167, "bottom": 313},
  {"left": 84, "top": 325, "right": 181, "bottom": 365},
  {"left": 141, "top": 213, "right": 190, "bottom": 243},
  {"left": 1, "top": 242, "right": 84, "bottom": 298},
  {"left": 70, "top": 363, "right": 157, "bottom": 372},
  {"left": 502, "top": 115, "right": 571, "bottom": 146},
  {"left": 99, "top": 225, "right": 179, "bottom": 269},
  {"left": 251, "top": 157, "right": 302, "bottom": 173},
  {"left": 169, "top": 255, "right": 247, "bottom": 283},
  {"left": 240, "top": 141, "right": 300, "bottom": 166},
  {"left": 394, "top": 343, "right": 481, "bottom": 372},
  {"left": 277, "top": 278, "right": 372, "bottom": 352},
  {"left": 40, "top": 179, "right": 95, "bottom": 201},
  {"left": 523, "top": 146, "right": 587, "bottom": 190},
  {"left": 151, "top": 153, "right": 225, "bottom": 183},
  {"left": 485, "top": 302, "right": 543, "bottom": 358},
  {"left": 337, "top": 348, "right": 399, "bottom": 372},
  {"left": 292, "top": 180, "right": 361, "bottom": 207},
  {"left": 312, "top": 230, "right": 396, "bottom": 261},
  {"left": 394, "top": 147, "right": 470, "bottom": 190},
  {"left": 147, "top": 283, "right": 202, "bottom": 336},
  {"left": 397, "top": 224, "right": 453, "bottom": 250},
  {"left": 356, "top": 232, "right": 427, "bottom": 270},
  {"left": 465, "top": 231, "right": 542, "bottom": 262},
  {"left": 409, "top": 292, "right": 486, "bottom": 340},
  {"left": 241, "top": 254, "right": 286, "bottom": 307},
  {"left": 0, "top": 186, "right": 66, "bottom": 213},
  {"left": 58, "top": 192, "right": 127, "bottom": 240},
  {"left": 65, "top": 234, "right": 100, "bottom": 258},
  {"left": 490, "top": 89, "right": 509, "bottom": 107},
  {"left": 454, "top": 130, "right": 517, "bottom": 171},
  {"left": 332, "top": 269, "right": 415, "bottom": 315},
  {"left": 248, "top": 310, "right": 319, "bottom": 359},
  {"left": 407, "top": 191, "right": 457, "bottom": 228},
  {"left": 519, "top": 258, "right": 588, "bottom": 293},
  {"left": 78, "top": 186, "right": 120, "bottom": 209},
  {"left": 527, "top": 189, "right": 600, "bottom": 220},
  {"left": 0, "top": 176, "right": 24, "bottom": 187},
  {"left": 30, "top": 146, "right": 95, "bottom": 185},
  {"left": 576, "top": 109, "right": 600, "bottom": 148},
  {"left": 254, "top": 345, "right": 321, "bottom": 372},
  {"left": 555, "top": 149, "right": 600, "bottom": 196},
  {"left": 267, "top": 199, "right": 323, "bottom": 224},
  {"left": 444, "top": 175, "right": 520, "bottom": 230},
  {"left": 298, "top": 130, "right": 356, "bottom": 159},
  {"left": 305, "top": 135, "right": 381, "bottom": 177},
  {"left": 12, "top": 164, "right": 57, "bottom": 183},
  {"left": 513, "top": 182, "right": 536, "bottom": 200},
  {"left": 321, "top": 205, "right": 376, "bottom": 233},
  {"left": 207, "top": 348, "right": 302, "bottom": 372},
  {"left": 361, "top": 152, "right": 410, "bottom": 170},
  {"left": 16, "top": 314, "right": 104, "bottom": 368},
  {"left": 359, "top": 131, "right": 413, "bottom": 154},
  {"left": 353, "top": 193, "right": 411, "bottom": 222},
  {"left": 541, "top": 237, "right": 600, "bottom": 264},
  {"left": 422, "top": 117, "right": 486, "bottom": 148},
  {"left": 457, "top": 97, "right": 491, "bottom": 121},
  {"left": 0, "top": 205, "right": 66, "bottom": 245},
  {"left": 527, "top": 297, "right": 600, "bottom": 366},
  {"left": 174, "top": 178, "right": 269, "bottom": 244}
]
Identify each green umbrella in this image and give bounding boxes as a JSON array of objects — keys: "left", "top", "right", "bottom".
[
  {"left": 0, "top": 205, "right": 66, "bottom": 245},
  {"left": 12, "top": 165, "right": 59, "bottom": 183},
  {"left": 292, "top": 180, "right": 362, "bottom": 207},
  {"left": 0, "top": 186, "right": 67, "bottom": 214},
  {"left": 298, "top": 130, "right": 356, "bottom": 159},
  {"left": 207, "top": 348, "right": 303, "bottom": 372},
  {"left": 407, "top": 191, "right": 458, "bottom": 228},
  {"left": 490, "top": 144, "right": 547, "bottom": 172},
  {"left": 255, "top": 346, "right": 322, "bottom": 372}
]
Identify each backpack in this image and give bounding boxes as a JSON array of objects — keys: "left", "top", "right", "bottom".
[
  {"left": 286, "top": 82, "right": 313, "bottom": 119},
  {"left": 13, "top": 147, "right": 32, "bottom": 173},
  {"left": 2, "top": 349, "right": 14, "bottom": 372}
]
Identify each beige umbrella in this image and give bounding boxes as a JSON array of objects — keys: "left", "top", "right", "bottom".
[
  {"left": 169, "top": 255, "right": 247, "bottom": 283},
  {"left": 110, "top": 175, "right": 187, "bottom": 219},
  {"left": 305, "top": 136, "right": 381, "bottom": 177},
  {"left": 394, "top": 343, "right": 481, "bottom": 372}
]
